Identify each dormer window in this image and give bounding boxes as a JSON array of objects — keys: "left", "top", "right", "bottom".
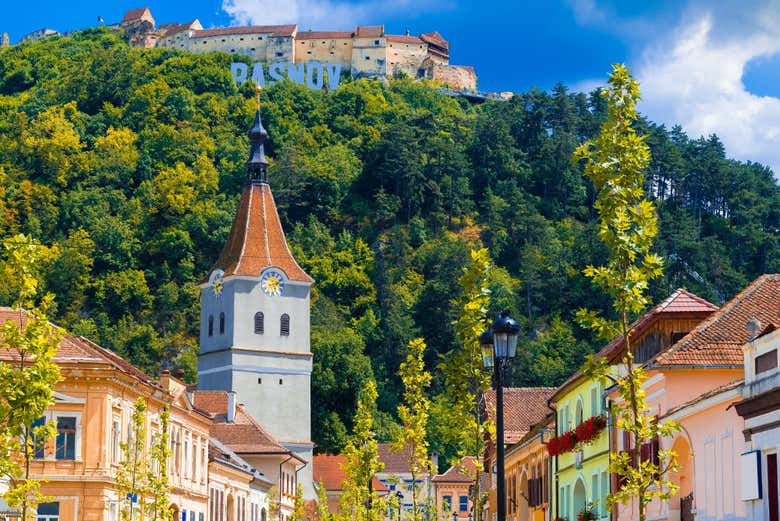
[
  {"left": 219, "top": 312, "right": 225, "bottom": 335},
  {"left": 280, "top": 314, "right": 290, "bottom": 336},
  {"left": 208, "top": 315, "right": 214, "bottom": 337},
  {"left": 254, "top": 312, "right": 264, "bottom": 334},
  {"left": 756, "top": 350, "right": 778, "bottom": 375}
]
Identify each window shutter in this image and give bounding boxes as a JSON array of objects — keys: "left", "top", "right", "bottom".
[
  {"left": 280, "top": 314, "right": 290, "bottom": 336},
  {"left": 254, "top": 312, "right": 264, "bottom": 334}
]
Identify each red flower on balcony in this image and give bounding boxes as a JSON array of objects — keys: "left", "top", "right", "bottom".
[{"left": 546, "top": 415, "right": 607, "bottom": 456}]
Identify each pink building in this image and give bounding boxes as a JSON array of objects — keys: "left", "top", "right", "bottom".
[{"left": 613, "top": 275, "right": 780, "bottom": 521}]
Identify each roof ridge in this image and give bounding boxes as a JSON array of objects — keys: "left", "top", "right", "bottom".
[{"left": 653, "top": 274, "right": 780, "bottom": 365}]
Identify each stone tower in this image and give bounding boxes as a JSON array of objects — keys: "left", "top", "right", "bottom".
[{"left": 198, "top": 105, "right": 315, "bottom": 498}]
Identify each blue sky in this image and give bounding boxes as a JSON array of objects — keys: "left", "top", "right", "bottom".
[{"left": 4, "top": 0, "right": 780, "bottom": 174}]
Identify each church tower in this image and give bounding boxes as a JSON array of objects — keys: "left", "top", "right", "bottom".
[{"left": 198, "top": 100, "right": 315, "bottom": 498}]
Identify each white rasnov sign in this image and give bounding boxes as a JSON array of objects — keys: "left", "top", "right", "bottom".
[{"left": 231, "top": 61, "right": 342, "bottom": 90}]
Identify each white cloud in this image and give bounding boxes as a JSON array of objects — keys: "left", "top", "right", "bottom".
[
  {"left": 221, "top": 0, "right": 445, "bottom": 29},
  {"left": 634, "top": 7, "right": 780, "bottom": 175}
]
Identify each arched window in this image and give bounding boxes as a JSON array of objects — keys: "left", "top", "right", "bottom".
[
  {"left": 208, "top": 315, "right": 214, "bottom": 337},
  {"left": 219, "top": 312, "right": 226, "bottom": 335},
  {"left": 575, "top": 398, "right": 584, "bottom": 425},
  {"left": 280, "top": 314, "right": 290, "bottom": 336},
  {"left": 254, "top": 312, "right": 264, "bottom": 334}
]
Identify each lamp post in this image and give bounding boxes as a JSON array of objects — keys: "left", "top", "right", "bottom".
[
  {"left": 480, "top": 311, "right": 520, "bottom": 521},
  {"left": 396, "top": 491, "right": 403, "bottom": 521}
]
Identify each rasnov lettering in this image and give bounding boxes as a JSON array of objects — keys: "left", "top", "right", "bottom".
[{"left": 231, "top": 62, "right": 342, "bottom": 90}]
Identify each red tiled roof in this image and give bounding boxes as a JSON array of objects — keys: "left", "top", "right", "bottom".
[
  {"left": 552, "top": 289, "right": 718, "bottom": 399},
  {"left": 420, "top": 31, "right": 448, "bottom": 50},
  {"left": 313, "top": 453, "right": 387, "bottom": 491},
  {"left": 483, "top": 388, "right": 555, "bottom": 443},
  {"left": 387, "top": 35, "right": 423, "bottom": 44},
  {"left": 0, "top": 308, "right": 162, "bottom": 390},
  {"left": 122, "top": 7, "right": 151, "bottom": 24},
  {"left": 193, "top": 390, "right": 289, "bottom": 454},
  {"left": 377, "top": 443, "right": 418, "bottom": 474},
  {"left": 653, "top": 275, "right": 780, "bottom": 367},
  {"left": 314, "top": 454, "right": 346, "bottom": 490},
  {"left": 192, "top": 25, "right": 296, "bottom": 38},
  {"left": 433, "top": 456, "right": 478, "bottom": 483},
  {"left": 297, "top": 31, "right": 352, "bottom": 40},
  {"left": 213, "top": 183, "right": 313, "bottom": 283},
  {"left": 354, "top": 26, "right": 383, "bottom": 38}
]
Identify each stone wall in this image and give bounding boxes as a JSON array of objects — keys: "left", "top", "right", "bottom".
[{"left": 425, "top": 62, "right": 477, "bottom": 91}]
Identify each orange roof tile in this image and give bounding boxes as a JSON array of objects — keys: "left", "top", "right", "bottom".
[
  {"left": 420, "top": 31, "right": 448, "bottom": 50},
  {"left": 377, "top": 443, "right": 418, "bottom": 474},
  {"left": 313, "top": 453, "right": 386, "bottom": 491},
  {"left": 297, "top": 31, "right": 352, "bottom": 40},
  {"left": 192, "top": 25, "right": 296, "bottom": 38},
  {"left": 0, "top": 307, "right": 162, "bottom": 390},
  {"left": 122, "top": 7, "right": 151, "bottom": 24},
  {"left": 653, "top": 275, "right": 780, "bottom": 367},
  {"left": 552, "top": 288, "right": 718, "bottom": 399},
  {"left": 483, "top": 388, "right": 555, "bottom": 443},
  {"left": 213, "top": 182, "right": 313, "bottom": 283},
  {"left": 193, "top": 390, "right": 289, "bottom": 454},
  {"left": 355, "top": 26, "right": 383, "bottom": 38},
  {"left": 387, "top": 35, "right": 423, "bottom": 44},
  {"left": 433, "top": 456, "right": 478, "bottom": 483}
]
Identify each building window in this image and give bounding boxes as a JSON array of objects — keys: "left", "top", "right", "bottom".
[
  {"left": 208, "top": 315, "right": 214, "bottom": 337},
  {"left": 31, "top": 417, "right": 45, "bottom": 459},
  {"left": 37, "top": 502, "right": 59, "bottom": 521},
  {"left": 365, "top": 56, "right": 370, "bottom": 60},
  {"left": 756, "top": 349, "right": 778, "bottom": 374},
  {"left": 112, "top": 418, "right": 121, "bottom": 463},
  {"left": 442, "top": 496, "right": 451, "bottom": 511},
  {"left": 374, "top": 39, "right": 380, "bottom": 45},
  {"left": 590, "top": 386, "right": 599, "bottom": 417},
  {"left": 275, "top": 51, "right": 283, "bottom": 57},
  {"left": 55, "top": 416, "right": 76, "bottom": 460},
  {"left": 280, "top": 314, "right": 290, "bottom": 336},
  {"left": 459, "top": 495, "right": 468, "bottom": 512},
  {"left": 219, "top": 312, "right": 225, "bottom": 335}
]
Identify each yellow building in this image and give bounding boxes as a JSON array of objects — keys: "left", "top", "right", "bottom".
[
  {"left": 504, "top": 416, "right": 554, "bottom": 521},
  {"left": 483, "top": 388, "right": 555, "bottom": 521},
  {"left": 432, "top": 457, "right": 478, "bottom": 520}
]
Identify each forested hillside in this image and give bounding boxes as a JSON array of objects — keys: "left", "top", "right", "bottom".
[{"left": 0, "top": 29, "right": 777, "bottom": 456}]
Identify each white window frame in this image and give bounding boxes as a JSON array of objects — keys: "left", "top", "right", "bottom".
[{"left": 53, "top": 412, "right": 83, "bottom": 462}]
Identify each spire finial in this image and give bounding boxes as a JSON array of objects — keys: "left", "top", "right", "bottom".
[{"left": 247, "top": 86, "right": 269, "bottom": 183}]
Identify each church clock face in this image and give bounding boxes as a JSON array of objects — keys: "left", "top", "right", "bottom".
[
  {"left": 210, "top": 270, "right": 225, "bottom": 297},
  {"left": 260, "top": 270, "right": 285, "bottom": 297}
]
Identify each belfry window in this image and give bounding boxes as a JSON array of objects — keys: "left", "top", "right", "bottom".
[
  {"left": 254, "top": 312, "right": 264, "bottom": 334},
  {"left": 208, "top": 315, "right": 214, "bottom": 337},
  {"left": 219, "top": 312, "right": 225, "bottom": 335},
  {"left": 280, "top": 314, "right": 290, "bottom": 336}
]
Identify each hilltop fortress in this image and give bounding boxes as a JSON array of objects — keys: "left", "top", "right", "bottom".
[{"left": 119, "top": 7, "right": 477, "bottom": 91}]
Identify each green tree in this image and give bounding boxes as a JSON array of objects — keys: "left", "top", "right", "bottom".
[
  {"left": 115, "top": 398, "right": 148, "bottom": 521},
  {"left": 315, "top": 481, "right": 333, "bottom": 521},
  {"left": 393, "top": 338, "right": 432, "bottom": 521},
  {"left": 0, "top": 234, "right": 63, "bottom": 521},
  {"left": 146, "top": 406, "right": 172, "bottom": 521},
  {"left": 289, "top": 483, "right": 308, "bottom": 521},
  {"left": 574, "top": 64, "right": 678, "bottom": 521},
  {"left": 434, "top": 248, "right": 493, "bottom": 521},
  {"left": 338, "top": 380, "right": 385, "bottom": 521}
]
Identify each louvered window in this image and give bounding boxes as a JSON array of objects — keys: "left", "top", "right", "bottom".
[
  {"left": 280, "top": 314, "right": 290, "bottom": 336},
  {"left": 208, "top": 315, "right": 214, "bottom": 337},
  {"left": 254, "top": 312, "right": 264, "bottom": 334},
  {"left": 219, "top": 312, "right": 225, "bottom": 335}
]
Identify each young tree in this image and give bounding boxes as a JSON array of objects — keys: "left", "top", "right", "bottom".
[
  {"left": 315, "top": 481, "right": 333, "bottom": 521},
  {"left": 574, "top": 64, "right": 678, "bottom": 521},
  {"left": 146, "top": 406, "right": 172, "bottom": 521},
  {"left": 289, "top": 483, "right": 308, "bottom": 521},
  {"left": 115, "top": 397, "right": 148, "bottom": 521},
  {"left": 436, "top": 248, "right": 494, "bottom": 521},
  {"left": 0, "top": 234, "right": 63, "bottom": 521},
  {"left": 393, "top": 338, "right": 432, "bottom": 521},
  {"left": 337, "top": 380, "right": 385, "bottom": 521}
]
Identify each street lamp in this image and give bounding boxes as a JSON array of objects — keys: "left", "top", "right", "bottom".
[
  {"left": 453, "top": 511, "right": 458, "bottom": 521},
  {"left": 480, "top": 310, "right": 520, "bottom": 521},
  {"left": 395, "top": 491, "right": 403, "bottom": 521}
]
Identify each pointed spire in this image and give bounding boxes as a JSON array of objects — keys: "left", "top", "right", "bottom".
[{"left": 247, "top": 85, "right": 269, "bottom": 183}]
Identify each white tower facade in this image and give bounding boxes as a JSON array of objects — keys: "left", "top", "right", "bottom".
[{"left": 198, "top": 108, "right": 316, "bottom": 499}]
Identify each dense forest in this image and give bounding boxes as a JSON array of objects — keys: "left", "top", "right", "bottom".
[{"left": 0, "top": 29, "right": 777, "bottom": 459}]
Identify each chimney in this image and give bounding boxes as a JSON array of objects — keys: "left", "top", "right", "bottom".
[{"left": 227, "top": 391, "right": 237, "bottom": 423}]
